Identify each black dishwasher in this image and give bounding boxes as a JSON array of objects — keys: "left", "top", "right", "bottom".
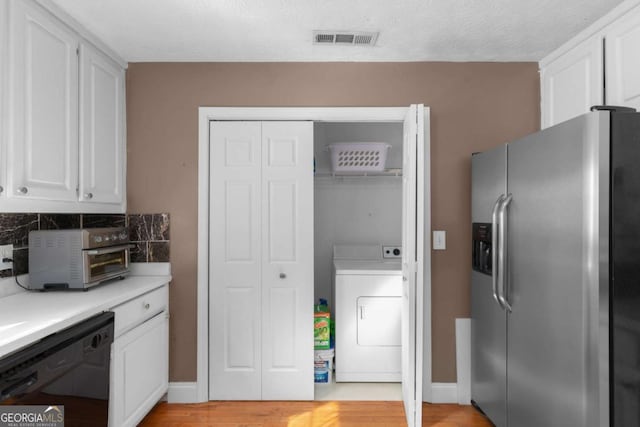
[{"left": 0, "top": 312, "right": 114, "bottom": 426}]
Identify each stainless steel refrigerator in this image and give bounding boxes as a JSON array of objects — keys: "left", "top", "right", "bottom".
[{"left": 471, "top": 107, "right": 640, "bottom": 427}]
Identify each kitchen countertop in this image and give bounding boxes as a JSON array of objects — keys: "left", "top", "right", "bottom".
[{"left": 0, "top": 274, "right": 171, "bottom": 359}]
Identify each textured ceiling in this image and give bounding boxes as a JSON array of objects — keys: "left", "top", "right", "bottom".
[{"left": 50, "top": 0, "right": 624, "bottom": 62}]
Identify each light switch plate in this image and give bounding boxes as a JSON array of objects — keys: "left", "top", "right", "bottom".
[
  {"left": 0, "top": 244, "right": 14, "bottom": 271},
  {"left": 433, "top": 231, "right": 446, "bottom": 250}
]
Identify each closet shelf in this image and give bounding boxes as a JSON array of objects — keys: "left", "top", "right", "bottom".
[{"left": 314, "top": 168, "right": 402, "bottom": 178}]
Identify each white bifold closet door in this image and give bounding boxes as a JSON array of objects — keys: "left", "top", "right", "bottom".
[{"left": 209, "top": 121, "right": 314, "bottom": 401}]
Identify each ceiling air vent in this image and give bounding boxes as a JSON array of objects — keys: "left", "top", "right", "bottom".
[{"left": 313, "top": 31, "right": 379, "bottom": 46}]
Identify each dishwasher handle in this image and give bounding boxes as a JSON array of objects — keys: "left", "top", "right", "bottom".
[{"left": 0, "top": 373, "right": 38, "bottom": 401}]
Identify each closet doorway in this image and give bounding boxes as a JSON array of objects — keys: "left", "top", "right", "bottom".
[{"left": 197, "top": 106, "right": 431, "bottom": 427}]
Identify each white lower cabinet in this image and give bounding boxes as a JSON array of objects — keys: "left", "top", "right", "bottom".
[{"left": 109, "top": 285, "right": 169, "bottom": 427}]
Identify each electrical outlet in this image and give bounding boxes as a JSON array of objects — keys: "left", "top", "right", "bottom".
[
  {"left": 0, "top": 244, "right": 14, "bottom": 271},
  {"left": 382, "top": 245, "right": 402, "bottom": 259}
]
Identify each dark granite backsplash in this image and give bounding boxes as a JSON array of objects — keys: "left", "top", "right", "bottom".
[
  {"left": 0, "top": 213, "right": 170, "bottom": 278},
  {"left": 128, "top": 214, "right": 170, "bottom": 263},
  {"left": 39, "top": 214, "right": 81, "bottom": 230},
  {"left": 0, "top": 214, "right": 39, "bottom": 248}
]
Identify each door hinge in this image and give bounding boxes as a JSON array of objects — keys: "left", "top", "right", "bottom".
[
  {"left": 76, "top": 47, "right": 79, "bottom": 56},
  {"left": 404, "top": 262, "right": 417, "bottom": 275}
]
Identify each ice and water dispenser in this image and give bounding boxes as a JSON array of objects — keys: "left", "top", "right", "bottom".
[{"left": 472, "top": 223, "right": 492, "bottom": 275}]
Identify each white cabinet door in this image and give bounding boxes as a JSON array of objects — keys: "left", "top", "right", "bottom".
[
  {"left": 605, "top": 6, "right": 640, "bottom": 110},
  {"left": 540, "top": 37, "right": 603, "bottom": 128},
  {"left": 110, "top": 313, "right": 169, "bottom": 427},
  {"left": 260, "top": 121, "right": 313, "bottom": 400},
  {"left": 7, "top": 0, "right": 78, "bottom": 200},
  {"left": 209, "top": 121, "right": 262, "bottom": 400},
  {"left": 209, "top": 121, "right": 313, "bottom": 401},
  {"left": 79, "top": 41, "right": 125, "bottom": 204},
  {"left": 0, "top": 0, "right": 7, "bottom": 200}
]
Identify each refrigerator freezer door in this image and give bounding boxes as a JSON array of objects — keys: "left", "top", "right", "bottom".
[
  {"left": 610, "top": 112, "right": 640, "bottom": 427},
  {"left": 506, "top": 112, "right": 610, "bottom": 427},
  {"left": 471, "top": 145, "right": 507, "bottom": 427}
]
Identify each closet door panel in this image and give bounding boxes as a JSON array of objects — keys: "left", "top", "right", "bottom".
[
  {"left": 225, "top": 181, "right": 255, "bottom": 261},
  {"left": 268, "top": 287, "right": 297, "bottom": 367},
  {"left": 261, "top": 121, "right": 314, "bottom": 400},
  {"left": 225, "top": 287, "right": 258, "bottom": 368},
  {"left": 267, "top": 181, "right": 297, "bottom": 261},
  {"left": 209, "top": 121, "right": 262, "bottom": 400}
]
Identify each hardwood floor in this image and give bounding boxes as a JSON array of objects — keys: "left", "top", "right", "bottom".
[{"left": 140, "top": 401, "right": 493, "bottom": 426}]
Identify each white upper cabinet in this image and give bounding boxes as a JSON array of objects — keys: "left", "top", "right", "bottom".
[
  {"left": 0, "top": 0, "right": 7, "bottom": 199},
  {"left": 79, "top": 42, "right": 125, "bottom": 204},
  {"left": 540, "top": 36, "right": 603, "bottom": 128},
  {"left": 1, "top": 0, "right": 126, "bottom": 212},
  {"left": 540, "top": 2, "right": 640, "bottom": 128},
  {"left": 7, "top": 0, "right": 79, "bottom": 201},
  {"left": 605, "top": 6, "right": 640, "bottom": 110}
]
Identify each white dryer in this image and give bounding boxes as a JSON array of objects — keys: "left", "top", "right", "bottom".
[{"left": 333, "top": 245, "right": 402, "bottom": 382}]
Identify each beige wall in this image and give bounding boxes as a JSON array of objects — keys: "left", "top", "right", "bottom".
[{"left": 126, "top": 62, "right": 540, "bottom": 383}]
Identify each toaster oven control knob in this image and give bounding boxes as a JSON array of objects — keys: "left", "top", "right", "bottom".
[
  {"left": 84, "top": 192, "right": 93, "bottom": 199},
  {"left": 94, "top": 236, "right": 103, "bottom": 243},
  {"left": 17, "top": 186, "right": 28, "bottom": 194},
  {"left": 112, "top": 234, "right": 118, "bottom": 241}
]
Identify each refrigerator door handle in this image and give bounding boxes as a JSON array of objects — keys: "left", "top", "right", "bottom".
[
  {"left": 491, "top": 194, "right": 506, "bottom": 309},
  {"left": 498, "top": 193, "right": 513, "bottom": 312}
]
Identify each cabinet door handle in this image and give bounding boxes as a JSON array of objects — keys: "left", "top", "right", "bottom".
[
  {"left": 144, "top": 303, "right": 150, "bottom": 310},
  {"left": 84, "top": 192, "right": 93, "bottom": 199},
  {"left": 17, "top": 187, "right": 28, "bottom": 195},
  {"left": 0, "top": 186, "right": 3, "bottom": 194},
  {"left": 279, "top": 273, "right": 286, "bottom": 279}
]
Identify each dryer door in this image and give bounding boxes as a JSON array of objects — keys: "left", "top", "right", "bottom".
[{"left": 357, "top": 296, "right": 402, "bottom": 346}]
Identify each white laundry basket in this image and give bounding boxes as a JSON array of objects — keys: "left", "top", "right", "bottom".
[{"left": 328, "top": 142, "right": 390, "bottom": 173}]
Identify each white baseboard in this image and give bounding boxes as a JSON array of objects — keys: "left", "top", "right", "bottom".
[
  {"left": 175, "top": 379, "right": 454, "bottom": 404},
  {"left": 430, "top": 383, "right": 458, "bottom": 403},
  {"left": 174, "top": 381, "right": 458, "bottom": 403},
  {"left": 168, "top": 382, "right": 199, "bottom": 403},
  {"left": 456, "top": 318, "right": 471, "bottom": 405},
  {"left": 176, "top": 379, "right": 456, "bottom": 404}
]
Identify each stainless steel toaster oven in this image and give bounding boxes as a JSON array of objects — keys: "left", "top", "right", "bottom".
[{"left": 28, "top": 228, "right": 132, "bottom": 290}]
